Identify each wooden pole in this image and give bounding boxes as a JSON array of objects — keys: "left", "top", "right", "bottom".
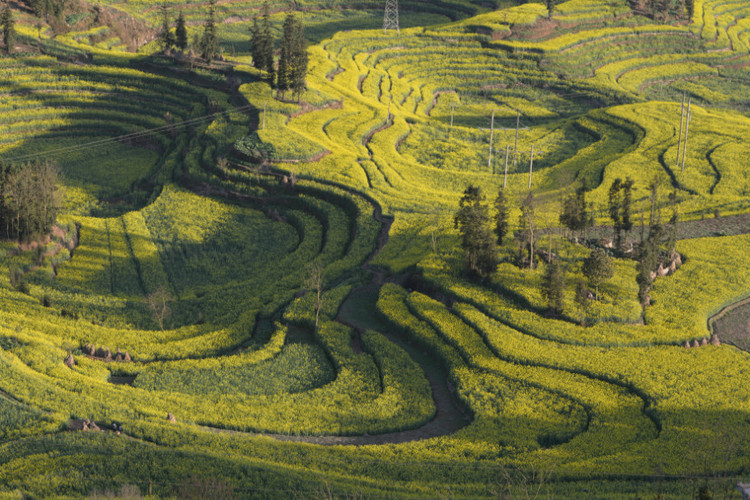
[
  {"left": 681, "top": 98, "right": 691, "bottom": 172},
  {"left": 528, "top": 144, "right": 534, "bottom": 189},
  {"left": 513, "top": 111, "right": 520, "bottom": 171},
  {"left": 503, "top": 144, "right": 510, "bottom": 189},
  {"left": 488, "top": 110, "right": 495, "bottom": 171},
  {"left": 676, "top": 93, "right": 685, "bottom": 168}
]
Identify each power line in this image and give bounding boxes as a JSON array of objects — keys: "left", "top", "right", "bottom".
[{"left": 0, "top": 103, "right": 257, "bottom": 163}]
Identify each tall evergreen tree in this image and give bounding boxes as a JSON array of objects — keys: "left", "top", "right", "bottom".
[
  {"left": 560, "top": 183, "right": 591, "bottom": 241},
  {"left": 582, "top": 247, "right": 614, "bottom": 300},
  {"left": 175, "top": 11, "right": 188, "bottom": 51},
  {"left": 1, "top": 3, "right": 16, "bottom": 54},
  {"left": 258, "top": 2, "right": 275, "bottom": 84},
  {"left": 494, "top": 187, "right": 509, "bottom": 245},
  {"left": 608, "top": 177, "right": 634, "bottom": 250},
  {"left": 157, "top": 3, "right": 175, "bottom": 52},
  {"left": 276, "top": 14, "right": 294, "bottom": 98},
  {"left": 198, "top": 0, "right": 219, "bottom": 61},
  {"left": 454, "top": 185, "right": 498, "bottom": 280},
  {"left": 518, "top": 191, "right": 537, "bottom": 269},
  {"left": 541, "top": 257, "right": 565, "bottom": 316},
  {"left": 289, "top": 16, "right": 307, "bottom": 100}
]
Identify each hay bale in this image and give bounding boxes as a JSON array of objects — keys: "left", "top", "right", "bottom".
[
  {"left": 692, "top": 339, "right": 700, "bottom": 348},
  {"left": 82, "top": 343, "right": 94, "bottom": 355},
  {"left": 710, "top": 334, "right": 721, "bottom": 346},
  {"left": 167, "top": 412, "right": 177, "bottom": 423},
  {"left": 684, "top": 341, "right": 690, "bottom": 348},
  {"left": 123, "top": 351, "right": 132, "bottom": 362},
  {"left": 700, "top": 337, "right": 708, "bottom": 346},
  {"left": 64, "top": 353, "right": 75, "bottom": 368}
]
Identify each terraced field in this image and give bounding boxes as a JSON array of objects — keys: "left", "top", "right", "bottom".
[{"left": 3, "top": 0, "right": 750, "bottom": 498}]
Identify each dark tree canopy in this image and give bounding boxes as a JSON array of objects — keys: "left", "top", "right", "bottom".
[
  {"left": 541, "top": 257, "right": 565, "bottom": 316},
  {"left": 518, "top": 191, "right": 537, "bottom": 269},
  {"left": 277, "top": 14, "right": 308, "bottom": 100},
  {"left": 198, "top": 0, "right": 219, "bottom": 61},
  {"left": 0, "top": 161, "right": 61, "bottom": 241},
  {"left": 158, "top": 3, "right": 175, "bottom": 52},
  {"left": 582, "top": 247, "right": 614, "bottom": 300},
  {"left": 175, "top": 11, "right": 187, "bottom": 51},
  {"left": 454, "top": 185, "right": 497, "bottom": 280},
  {"left": 608, "top": 177, "right": 634, "bottom": 250},
  {"left": 560, "top": 183, "right": 592, "bottom": 240},
  {"left": 1, "top": 3, "right": 15, "bottom": 54},
  {"left": 494, "top": 187, "right": 509, "bottom": 245}
]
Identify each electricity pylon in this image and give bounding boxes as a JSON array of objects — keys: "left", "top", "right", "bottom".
[{"left": 383, "top": 0, "right": 399, "bottom": 34}]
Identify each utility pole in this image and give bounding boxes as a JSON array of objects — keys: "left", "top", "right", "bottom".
[
  {"left": 383, "top": 0, "right": 399, "bottom": 34},
  {"left": 676, "top": 92, "right": 685, "bottom": 168},
  {"left": 503, "top": 144, "right": 510, "bottom": 189},
  {"left": 513, "top": 111, "right": 520, "bottom": 171},
  {"left": 488, "top": 110, "right": 495, "bottom": 172},
  {"left": 681, "top": 98, "right": 692, "bottom": 172}
]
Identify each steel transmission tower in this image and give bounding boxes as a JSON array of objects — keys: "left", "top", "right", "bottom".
[{"left": 383, "top": 0, "right": 399, "bottom": 34}]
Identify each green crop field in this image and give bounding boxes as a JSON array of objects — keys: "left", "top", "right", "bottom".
[{"left": 2, "top": 0, "right": 750, "bottom": 498}]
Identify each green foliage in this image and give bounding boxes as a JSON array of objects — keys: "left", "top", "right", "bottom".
[
  {"left": 541, "top": 257, "right": 565, "bottom": 316},
  {"left": 198, "top": 0, "right": 219, "bottom": 61},
  {"left": 582, "top": 247, "right": 614, "bottom": 299},
  {"left": 1, "top": 4, "right": 15, "bottom": 54},
  {"left": 454, "top": 185, "right": 497, "bottom": 280},
  {"left": 175, "top": 11, "right": 187, "bottom": 51}
]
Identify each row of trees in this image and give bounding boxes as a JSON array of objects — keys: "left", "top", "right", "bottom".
[
  {"left": 0, "top": 161, "right": 60, "bottom": 241},
  {"left": 250, "top": 4, "right": 308, "bottom": 100},
  {"left": 157, "top": 1, "right": 217, "bottom": 61},
  {"left": 454, "top": 178, "right": 679, "bottom": 321}
]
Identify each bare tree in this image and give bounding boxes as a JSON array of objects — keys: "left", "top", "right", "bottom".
[{"left": 147, "top": 286, "right": 174, "bottom": 331}]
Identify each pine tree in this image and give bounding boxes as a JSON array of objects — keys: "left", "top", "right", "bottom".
[
  {"left": 276, "top": 14, "right": 295, "bottom": 98},
  {"left": 560, "top": 183, "right": 591, "bottom": 241},
  {"left": 518, "top": 191, "right": 537, "bottom": 269},
  {"left": 574, "top": 278, "right": 590, "bottom": 326},
  {"left": 158, "top": 3, "right": 175, "bottom": 52},
  {"left": 1, "top": 3, "right": 16, "bottom": 54},
  {"left": 541, "top": 258, "right": 565, "bottom": 316},
  {"left": 259, "top": 2, "right": 275, "bottom": 84},
  {"left": 454, "top": 185, "right": 497, "bottom": 280},
  {"left": 608, "top": 177, "right": 634, "bottom": 250},
  {"left": 175, "top": 11, "right": 188, "bottom": 51},
  {"left": 198, "top": 0, "right": 219, "bottom": 62},
  {"left": 582, "top": 247, "right": 614, "bottom": 300},
  {"left": 494, "top": 187, "right": 509, "bottom": 245},
  {"left": 289, "top": 16, "right": 307, "bottom": 100}
]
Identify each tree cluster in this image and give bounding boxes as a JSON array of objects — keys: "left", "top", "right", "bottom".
[
  {"left": 155, "top": 6, "right": 189, "bottom": 53},
  {"left": 0, "top": 161, "right": 60, "bottom": 241},
  {"left": 559, "top": 183, "right": 593, "bottom": 242},
  {"left": 250, "top": 5, "right": 308, "bottom": 100},
  {"left": 644, "top": 0, "right": 692, "bottom": 21}
]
